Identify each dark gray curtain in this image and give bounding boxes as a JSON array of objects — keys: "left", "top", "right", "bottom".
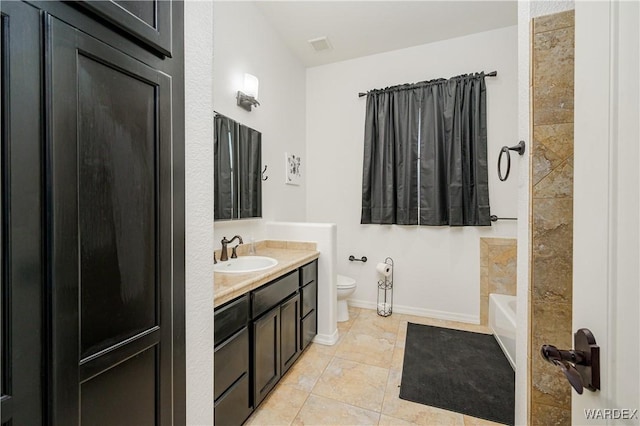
[
  {"left": 361, "top": 73, "right": 490, "bottom": 226},
  {"left": 214, "top": 115, "right": 237, "bottom": 220},
  {"left": 237, "top": 124, "right": 262, "bottom": 218},
  {"left": 361, "top": 89, "right": 419, "bottom": 224}
]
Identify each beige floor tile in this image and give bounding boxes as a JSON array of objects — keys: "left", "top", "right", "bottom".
[
  {"left": 293, "top": 394, "right": 380, "bottom": 425},
  {"left": 246, "top": 383, "right": 309, "bottom": 426},
  {"left": 390, "top": 346, "right": 405, "bottom": 371},
  {"left": 281, "top": 351, "right": 332, "bottom": 392},
  {"left": 312, "top": 357, "right": 389, "bottom": 412},
  {"left": 351, "top": 309, "right": 402, "bottom": 339},
  {"left": 378, "top": 414, "right": 417, "bottom": 425},
  {"left": 463, "top": 415, "right": 507, "bottom": 426},
  {"left": 334, "top": 329, "right": 395, "bottom": 368},
  {"left": 305, "top": 340, "right": 340, "bottom": 357}
]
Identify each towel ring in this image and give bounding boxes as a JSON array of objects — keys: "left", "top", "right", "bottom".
[{"left": 498, "top": 141, "right": 526, "bottom": 181}]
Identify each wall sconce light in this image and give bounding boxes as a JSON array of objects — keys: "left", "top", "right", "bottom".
[{"left": 237, "top": 73, "right": 260, "bottom": 111}]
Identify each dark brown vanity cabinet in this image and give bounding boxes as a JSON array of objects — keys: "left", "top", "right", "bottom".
[
  {"left": 214, "top": 260, "right": 318, "bottom": 425},
  {"left": 300, "top": 261, "right": 318, "bottom": 350},
  {"left": 214, "top": 295, "right": 252, "bottom": 426},
  {"left": 252, "top": 270, "right": 299, "bottom": 406}
]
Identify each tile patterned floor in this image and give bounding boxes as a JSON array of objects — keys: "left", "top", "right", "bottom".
[{"left": 246, "top": 307, "right": 506, "bottom": 426}]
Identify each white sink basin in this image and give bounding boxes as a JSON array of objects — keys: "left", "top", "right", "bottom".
[{"left": 214, "top": 256, "right": 278, "bottom": 274}]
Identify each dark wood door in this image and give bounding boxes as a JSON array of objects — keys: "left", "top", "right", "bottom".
[
  {"left": 253, "top": 306, "right": 280, "bottom": 406},
  {"left": 1, "top": 2, "right": 45, "bottom": 424},
  {"left": 280, "top": 293, "right": 300, "bottom": 375},
  {"left": 46, "top": 14, "right": 172, "bottom": 425}
]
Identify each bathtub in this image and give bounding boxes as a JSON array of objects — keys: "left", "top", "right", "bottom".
[{"left": 489, "top": 293, "right": 516, "bottom": 370}]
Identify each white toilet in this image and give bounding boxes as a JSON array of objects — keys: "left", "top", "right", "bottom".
[{"left": 337, "top": 274, "right": 357, "bottom": 322}]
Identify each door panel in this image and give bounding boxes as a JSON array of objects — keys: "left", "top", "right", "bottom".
[
  {"left": 47, "top": 14, "right": 172, "bottom": 424},
  {"left": 81, "top": 347, "right": 157, "bottom": 426},
  {"left": 78, "top": 52, "right": 157, "bottom": 358},
  {"left": 280, "top": 293, "right": 300, "bottom": 374},
  {"left": 253, "top": 306, "right": 280, "bottom": 406},
  {"left": 0, "top": 2, "right": 44, "bottom": 425}
]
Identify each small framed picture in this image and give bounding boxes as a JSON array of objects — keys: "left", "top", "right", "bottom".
[{"left": 285, "top": 152, "right": 302, "bottom": 185}]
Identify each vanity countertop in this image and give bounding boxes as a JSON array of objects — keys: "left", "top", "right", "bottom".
[{"left": 214, "top": 240, "right": 319, "bottom": 308}]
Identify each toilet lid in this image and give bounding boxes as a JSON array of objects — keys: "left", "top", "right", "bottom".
[{"left": 337, "top": 274, "right": 356, "bottom": 289}]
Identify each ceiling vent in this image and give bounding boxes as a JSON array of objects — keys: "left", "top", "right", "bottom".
[{"left": 308, "top": 36, "right": 332, "bottom": 52}]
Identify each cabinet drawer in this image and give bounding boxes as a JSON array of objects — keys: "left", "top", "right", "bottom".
[
  {"left": 252, "top": 271, "right": 299, "bottom": 318},
  {"left": 214, "top": 373, "right": 252, "bottom": 426},
  {"left": 301, "top": 280, "right": 317, "bottom": 318},
  {"left": 301, "top": 261, "right": 317, "bottom": 286},
  {"left": 301, "top": 310, "right": 317, "bottom": 350},
  {"left": 214, "top": 327, "right": 249, "bottom": 401},
  {"left": 214, "top": 295, "right": 249, "bottom": 346}
]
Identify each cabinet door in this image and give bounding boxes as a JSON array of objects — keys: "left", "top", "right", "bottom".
[
  {"left": 280, "top": 293, "right": 300, "bottom": 375},
  {"left": 0, "top": 2, "right": 45, "bottom": 424},
  {"left": 75, "top": 0, "right": 172, "bottom": 56},
  {"left": 46, "top": 15, "right": 173, "bottom": 425},
  {"left": 253, "top": 306, "right": 280, "bottom": 406}
]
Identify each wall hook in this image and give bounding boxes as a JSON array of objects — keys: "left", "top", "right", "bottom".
[{"left": 261, "top": 165, "right": 268, "bottom": 181}]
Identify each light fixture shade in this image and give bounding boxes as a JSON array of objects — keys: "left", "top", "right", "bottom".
[{"left": 243, "top": 73, "right": 259, "bottom": 99}]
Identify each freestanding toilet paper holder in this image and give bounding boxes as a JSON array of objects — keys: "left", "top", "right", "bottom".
[{"left": 377, "top": 257, "right": 394, "bottom": 317}]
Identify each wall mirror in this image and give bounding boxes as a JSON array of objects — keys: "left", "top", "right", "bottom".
[{"left": 214, "top": 114, "right": 262, "bottom": 220}]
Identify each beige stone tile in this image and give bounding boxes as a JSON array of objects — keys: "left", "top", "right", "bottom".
[
  {"left": 285, "top": 241, "right": 316, "bottom": 250},
  {"left": 480, "top": 295, "right": 489, "bottom": 326},
  {"left": 531, "top": 356, "right": 571, "bottom": 410},
  {"left": 281, "top": 350, "right": 332, "bottom": 393},
  {"left": 534, "top": 123, "right": 573, "bottom": 161},
  {"left": 533, "top": 10, "right": 574, "bottom": 34},
  {"left": 246, "top": 383, "right": 309, "bottom": 426},
  {"left": 532, "top": 198, "right": 573, "bottom": 303},
  {"left": 351, "top": 309, "right": 402, "bottom": 336},
  {"left": 266, "top": 240, "right": 287, "bottom": 249},
  {"left": 480, "top": 239, "right": 489, "bottom": 267},
  {"left": 305, "top": 340, "right": 340, "bottom": 358},
  {"left": 530, "top": 402, "right": 571, "bottom": 426},
  {"left": 533, "top": 27, "right": 574, "bottom": 89},
  {"left": 334, "top": 328, "right": 396, "bottom": 368},
  {"left": 391, "top": 346, "right": 405, "bottom": 371},
  {"left": 378, "top": 414, "right": 416, "bottom": 425},
  {"left": 396, "top": 322, "right": 407, "bottom": 349},
  {"left": 532, "top": 138, "right": 564, "bottom": 187},
  {"left": 312, "top": 357, "right": 388, "bottom": 412},
  {"left": 293, "top": 394, "right": 380, "bottom": 426},
  {"left": 531, "top": 301, "right": 572, "bottom": 347},
  {"left": 533, "top": 161, "right": 573, "bottom": 199},
  {"left": 480, "top": 266, "right": 489, "bottom": 294},
  {"left": 483, "top": 238, "right": 517, "bottom": 246},
  {"left": 463, "top": 415, "right": 507, "bottom": 426},
  {"left": 488, "top": 244, "right": 517, "bottom": 296}
]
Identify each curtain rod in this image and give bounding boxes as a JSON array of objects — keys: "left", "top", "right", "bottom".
[{"left": 358, "top": 70, "right": 498, "bottom": 98}]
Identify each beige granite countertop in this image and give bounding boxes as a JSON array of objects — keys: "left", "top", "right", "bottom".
[{"left": 214, "top": 240, "right": 319, "bottom": 308}]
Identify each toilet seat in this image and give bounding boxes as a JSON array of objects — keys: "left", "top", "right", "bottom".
[{"left": 337, "top": 274, "right": 356, "bottom": 289}]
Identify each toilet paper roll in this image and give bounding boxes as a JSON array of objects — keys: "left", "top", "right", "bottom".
[{"left": 376, "top": 262, "right": 392, "bottom": 277}]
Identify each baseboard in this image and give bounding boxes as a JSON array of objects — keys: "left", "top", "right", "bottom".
[
  {"left": 312, "top": 328, "right": 339, "bottom": 346},
  {"left": 347, "top": 299, "right": 480, "bottom": 325}
]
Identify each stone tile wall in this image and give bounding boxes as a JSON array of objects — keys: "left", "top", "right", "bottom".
[
  {"left": 529, "top": 10, "right": 574, "bottom": 425},
  {"left": 479, "top": 238, "right": 517, "bottom": 325}
]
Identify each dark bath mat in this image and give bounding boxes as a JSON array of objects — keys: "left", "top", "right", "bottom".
[{"left": 400, "top": 323, "right": 514, "bottom": 425}]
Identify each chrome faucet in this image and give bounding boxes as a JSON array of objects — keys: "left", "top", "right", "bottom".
[{"left": 220, "top": 235, "right": 243, "bottom": 261}]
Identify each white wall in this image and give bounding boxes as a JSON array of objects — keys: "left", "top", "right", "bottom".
[
  {"left": 185, "top": 1, "right": 214, "bottom": 424},
  {"left": 305, "top": 26, "right": 519, "bottom": 323},
  {"left": 515, "top": 2, "right": 574, "bottom": 425},
  {"left": 266, "top": 222, "right": 339, "bottom": 345},
  {"left": 213, "top": 2, "right": 307, "bottom": 246}
]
